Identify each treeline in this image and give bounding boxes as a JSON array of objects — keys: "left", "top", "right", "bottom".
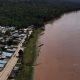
[{"left": 0, "top": 1, "right": 79, "bottom": 28}]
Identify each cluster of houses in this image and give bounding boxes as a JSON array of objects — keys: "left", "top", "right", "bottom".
[{"left": 0, "top": 26, "right": 33, "bottom": 73}]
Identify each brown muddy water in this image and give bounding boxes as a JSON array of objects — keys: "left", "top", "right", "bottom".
[{"left": 33, "top": 11, "right": 80, "bottom": 80}]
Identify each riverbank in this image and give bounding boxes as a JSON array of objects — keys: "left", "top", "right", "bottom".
[{"left": 15, "top": 28, "right": 43, "bottom": 80}]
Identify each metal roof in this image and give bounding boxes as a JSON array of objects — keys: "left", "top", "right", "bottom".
[
  {"left": 0, "top": 64, "right": 5, "bottom": 68},
  {"left": 2, "top": 52, "right": 13, "bottom": 57},
  {"left": 0, "top": 60, "right": 7, "bottom": 64}
]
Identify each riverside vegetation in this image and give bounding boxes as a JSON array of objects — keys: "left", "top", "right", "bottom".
[{"left": 15, "top": 28, "right": 43, "bottom": 80}]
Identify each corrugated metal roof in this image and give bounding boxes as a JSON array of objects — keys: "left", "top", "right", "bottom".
[
  {"left": 2, "top": 52, "right": 13, "bottom": 57},
  {"left": 0, "top": 60, "right": 7, "bottom": 64},
  {"left": 0, "top": 64, "right": 5, "bottom": 68}
]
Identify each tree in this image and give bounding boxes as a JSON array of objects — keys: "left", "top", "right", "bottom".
[{"left": 18, "top": 49, "right": 23, "bottom": 57}]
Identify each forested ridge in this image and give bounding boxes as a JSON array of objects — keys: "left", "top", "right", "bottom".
[{"left": 0, "top": 0, "right": 79, "bottom": 28}]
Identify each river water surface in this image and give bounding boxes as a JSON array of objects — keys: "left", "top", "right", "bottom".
[{"left": 33, "top": 11, "right": 80, "bottom": 80}]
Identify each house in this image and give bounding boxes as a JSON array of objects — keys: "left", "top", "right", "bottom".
[
  {"left": 0, "top": 60, "right": 7, "bottom": 71},
  {"left": 23, "top": 28, "right": 28, "bottom": 33},
  {"left": 2, "top": 29, "right": 6, "bottom": 34},
  {"left": 6, "top": 48, "right": 16, "bottom": 53},
  {"left": 14, "top": 30, "right": 18, "bottom": 33},
  {"left": 0, "top": 64, "right": 5, "bottom": 71},
  {"left": 2, "top": 52, "right": 13, "bottom": 58},
  {"left": 10, "top": 45, "right": 17, "bottom": 48},
  {"left": 12, "top": 33, "right": 19, "bottom": 37},
  {"left": 0, "top": 37, "right": 3, "bottom": 40},
  {"left": 20, "top": 34, "right": 26, "bottom": 37},
  {"left": 0, "top": 60, "right": 7, "bottom": 64},
  {"left": 0, "top": 64, "right": 4, "bottom": 68},
  {"left": 13, "top": 40, "right": 20, "bottom": 45},
  {"left": 9, "top": 27, "right": 15, "bottom": 31}
]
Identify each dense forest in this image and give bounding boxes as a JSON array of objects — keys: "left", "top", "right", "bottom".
[{"left": 0, "top": 0, "right": 79, "bottom": 28}]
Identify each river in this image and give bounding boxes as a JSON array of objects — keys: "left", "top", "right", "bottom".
[{"left": 33, "top": 11, "right": 80, "bottom": 80}]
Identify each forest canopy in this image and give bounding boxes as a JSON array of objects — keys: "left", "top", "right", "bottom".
[{"left": 0, "top": 1, "right": 79, "bottom": 28}]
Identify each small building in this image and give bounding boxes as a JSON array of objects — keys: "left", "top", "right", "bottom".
[
  {"left": 2, "top": 52, "right": 13, "bottom": 58},
  {"left": 9, "top": 27, "right": 15, "bottom": 31},
  {"left": 23, "top": 28, "right": 28, "bottom": 33},
  {"left": 0, "top": 64, "right": 4, "bottom": 68},
  {"left": 0, "top": 60, "right": 7, "bottom": 64},
  {"left": 20, "top": 34, "right": 26, "bottom": 37},
  {"left": 0, "top": 60, "right": 7, "bottom": 71},
  {"left": 6, "top": 48, "right": 16, "bottom": 53},
  {"left": 0, "top": 37, "right": 3, "bottom": 40},
  {"left": 2, "top": 29, "right": 6, "bottom": 34},
  {"left": 0, "top": 64, "right": 5, "bottom": 71}
]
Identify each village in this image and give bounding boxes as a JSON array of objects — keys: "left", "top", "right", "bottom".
[{"left": 0, "top": 26, "right": 33, "bottom": 80}]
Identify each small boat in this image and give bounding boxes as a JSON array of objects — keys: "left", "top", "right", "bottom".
[{"left": 38, "top": 44, "right": 44, "bottom": 47}]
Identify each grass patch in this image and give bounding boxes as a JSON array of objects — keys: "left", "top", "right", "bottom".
[{"left": 15, "top": 28, "right": 43, "bottom": 80}]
